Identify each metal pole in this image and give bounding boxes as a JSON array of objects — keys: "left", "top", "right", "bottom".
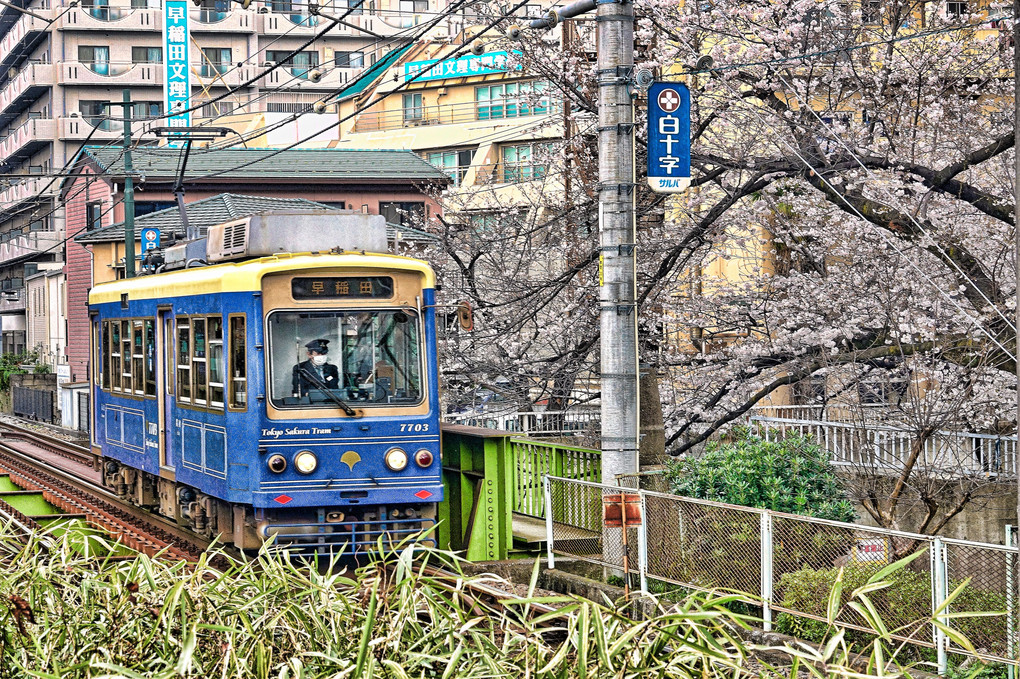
[
  {"left": 1007, "top": 525, "right": 1015, "bottom": 679},
  {"left": 597, "top": 0, "right": 639, "bottom": 487},
  {"left": 637, "top": 491, "right": 648, "bottom": 596},
  {"left": 122, "top": 89, "right": 135, "bottom": 279},
  {"left": 932, "top": 537, "right": 948, "bottom": 676},
  {"left": 543, "top": 475, "right": 556, "bottom": 569},
  {"left": 760, "top": 512, "right": 773, "bottom": 632}
]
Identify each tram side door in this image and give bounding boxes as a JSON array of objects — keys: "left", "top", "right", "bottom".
[{"left": 156, "top": 308, "right": 175, "bottom": 474}]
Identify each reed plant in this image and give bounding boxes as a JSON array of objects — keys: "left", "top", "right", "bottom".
[{"left": 0, "top": 521, "right": 990, "bottom": 679}]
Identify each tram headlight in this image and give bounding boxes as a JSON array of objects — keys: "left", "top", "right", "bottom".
[
  {"left": 414, "top": 449, "right": 434, "bottom": 468},
  {"left": 267, "top": 454, "right": 287, "bottom": 473},
  {"left": 294, "top": 450, "right": 318, "bottom": 475},
  {"left": 384, "top": 447, "right": 408, "bottom": 472}
]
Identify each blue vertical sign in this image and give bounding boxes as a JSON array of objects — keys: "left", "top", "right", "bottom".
[
  {"left": 163, "top": 0, "right": 191, "bottom": 147},
  {"left": 140, "top": 227, "right": 161, "bottom": 251},
  {"left": 647, "top": 82, "right": 691, "bottom": 193}
]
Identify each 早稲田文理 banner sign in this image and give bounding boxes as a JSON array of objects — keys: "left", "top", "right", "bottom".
[{"left": 404, "top": 51, "right": 520, "bottom": 82}]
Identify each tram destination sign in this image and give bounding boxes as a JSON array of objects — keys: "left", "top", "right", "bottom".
[
  {"left": 292, "top": 276, "right": 394, "bottom": 300},
  {"left": 647, "top": 82, "right": 691, "bottom": 194}
]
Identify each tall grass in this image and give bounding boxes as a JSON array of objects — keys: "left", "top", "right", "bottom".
[{"left": 0, "top": 521, "right": 989, "bottom": 678}]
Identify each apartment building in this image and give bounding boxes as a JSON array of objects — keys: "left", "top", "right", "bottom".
[{"left": 0, "top": 0, "right": 457, "bottom": 361}]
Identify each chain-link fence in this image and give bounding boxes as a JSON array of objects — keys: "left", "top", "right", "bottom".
[{"left": 543, "top": 475, "right": 1019, "bottom": 671}]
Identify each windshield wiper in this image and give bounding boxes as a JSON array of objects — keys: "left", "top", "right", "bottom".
[{"left": 299, "top": 367, "right": 358, "bottom": 417}]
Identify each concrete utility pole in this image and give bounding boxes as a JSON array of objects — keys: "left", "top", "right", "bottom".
[
  {"left": 595, "top": 0, "right": 639, "bottom": 486},
  {"left": 517, "top": 0, "right": 640, "bottom": 486}
]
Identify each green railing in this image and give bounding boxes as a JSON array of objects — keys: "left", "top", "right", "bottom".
[
  {"left": 511, "top": 438, "right": 601, "bottom": 519},
  {"left": 438, "top": 423, "right": 601, "bottom": 560}
]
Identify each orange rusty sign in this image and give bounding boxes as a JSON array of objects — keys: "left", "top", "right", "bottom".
[{"left": 602, "top": 493, "right": 642, "bottom": 527}]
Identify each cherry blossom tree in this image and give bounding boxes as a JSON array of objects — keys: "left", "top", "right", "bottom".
[{"left": 428, "top": 0, "right": 1016, "bottom": 530}]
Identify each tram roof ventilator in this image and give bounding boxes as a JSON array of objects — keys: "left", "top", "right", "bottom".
[{"left": 153, "top": 209, "right": 389, "bottom": 272}]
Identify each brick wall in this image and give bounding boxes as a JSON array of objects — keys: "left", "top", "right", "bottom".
[{"left": 63, "top": 169, "right": 110, "bottom": 383}]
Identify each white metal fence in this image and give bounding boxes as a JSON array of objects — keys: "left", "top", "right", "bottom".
[
  {"left": 750, "top": 415, "right": 1018, "bottom": 479},
  {"left": 445, "top": 408, "right": 600, "bottom": 437},
  {"left": 543, "top": 475, "right": 1019, "bottom": 672}
]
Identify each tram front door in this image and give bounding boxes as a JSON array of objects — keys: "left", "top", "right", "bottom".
[{"left": 156, "top": 307, "right": 175, "bottom": 475}]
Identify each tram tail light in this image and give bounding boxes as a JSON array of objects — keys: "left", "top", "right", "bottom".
[
  {"left": 267, "top": 454, "right": 287, "bottom": 473},
  {"left": 414, "top": 449, "right": 434, "bottom": 468}
]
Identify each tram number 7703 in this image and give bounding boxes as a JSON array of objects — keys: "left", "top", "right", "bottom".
[{"left": 399, "top": 423, "right": 430, "bottom": 432}]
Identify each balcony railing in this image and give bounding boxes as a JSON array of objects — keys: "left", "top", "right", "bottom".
[
  {"left": 353, "top": 98, "right": 561, "bottom": 133},
  {"left": 56, "top": 5, "right": 159, "bottom": 29},
  {"left": 0, "top": 176, "right": 57, "bottom": 212},
  {"left": 60, "top": 60, "right": 162, "bottom": 85},
  {"left": 0, "top": 117, "right": 53, "bottom": 163},
  {"left": 188, "top": 9, "right": 253, "bottom": 31},
  {"left": 0, "top": 12, "right": 51, "bottom": 71},
  {"left": 0, "top": 62, "right": 51, "bottom": 118}
]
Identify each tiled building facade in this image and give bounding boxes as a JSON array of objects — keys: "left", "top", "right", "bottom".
[{"left": 0, "top": 0, "right": 460, "bottom": 361}]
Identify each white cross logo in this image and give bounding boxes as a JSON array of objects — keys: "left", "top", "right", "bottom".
[{"left": 657, "top": 89, "right": 681, "bottom": 113}]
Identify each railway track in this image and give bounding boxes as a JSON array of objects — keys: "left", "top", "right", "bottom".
[
  {"left": 0, "top": 418, "right": 565, "bottom": 620},
  {"left": 0, "top": 420, "right": 210, "bottom": 559}
]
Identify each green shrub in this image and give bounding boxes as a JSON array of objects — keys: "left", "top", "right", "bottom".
[
  {"left": 666, "top": 429, "right": 856, "bottom": 522},
  {"left": 774, "top": 560, "right": 1008, "bottom": 662}
]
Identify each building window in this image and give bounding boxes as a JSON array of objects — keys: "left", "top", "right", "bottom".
[
  {"left": 338, "top": 0, "right": 364, "bottom": 14},
  {"left": 379, "top": 201, "right": 425, "bottom": 227},
  {"left": 131, "top": 46, "right": 162, "bottom": 63},
  {"left": 946, "top": 0, "right": 966, "bottom": 14},
  {"left": 266, "top": 50, "right": 319, "bottom": 79},
  {"left": 399, "top": 0, "right": 427, "bottom": 13},
  {"left": 862, "top": 0, "right": 881, "bottom": 23},
  {"left": 426, "top": 149, "right": 473, "bottom": 186},
  {"left": 200, "top": 100, "right": 232, "bottom": 118},
  {"left": 476, "top": 81, "right": 549, "bottom": 121},
  {"left": 501, "top": 143, "right": 550, "bottom": 182},
  {"left": 200, "top": 47, "right": 231, "bottom": 77},
  {"left": 78, "top": 45, "right": 110, "bottom": 75},
  {"left": 402, "top": 93, "right": 423, "bottom": 123},
  {"left": 135, "top": 201, "right": 175, "bottom": 217},
  {"left": 80, "top": 100, "right": 116, "bottom": 131},
  {"left": 87, "top": 201, "right": 103, "bottom": 231},
  {"left": 334, "top": 51, "right": 364, "bottom": 68},
  {"left": 130, "top": 101, "right": 162, "bottom": 120}
]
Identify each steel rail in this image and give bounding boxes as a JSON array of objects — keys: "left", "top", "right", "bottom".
[{"left": 0, "top": 440, "right": 211, "bottom": 559}]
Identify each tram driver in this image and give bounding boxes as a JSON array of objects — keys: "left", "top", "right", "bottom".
[{"left": 292, "top": 338, "right": 341, "bottom": 397}]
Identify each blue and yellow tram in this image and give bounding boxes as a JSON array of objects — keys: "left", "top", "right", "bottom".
[{"left": 89, "top": 241, "right": 442, "bottom": 551}]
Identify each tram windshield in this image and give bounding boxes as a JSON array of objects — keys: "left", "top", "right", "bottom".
[{"left": 267, "top": 309, "right": 423, "bottom": 409}]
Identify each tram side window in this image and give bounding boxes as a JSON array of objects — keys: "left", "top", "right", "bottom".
[
  {"left": 120, "top": 321, "right": 133, "bottom": 393},
  {"left": 144, "top": 319, "right": 156, "bottom": 396},
  {"left": 177, "top": 319, "right": 191, "bottom": 402},
  {"left": 101, "top": 322, "right": 110, "bottom": 389},
  {"left": 109, "top": 321, "right": 122, "bottom": 391},
  {"left": 208, "top": 317, "right": 224, "bottom": 407},
  {"left": 132, "top": 320, "right": 144, "bottom": 395},
  {"left": 228, "top": 316, "right": 247, "bottom": 409},
  {"left": 193, "top": 318, "right": 207, "bottom": 405}
]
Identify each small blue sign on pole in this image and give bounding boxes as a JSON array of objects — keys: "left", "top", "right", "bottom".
[
  {"left": 647, "top": 82, "right": 691, "bottom": 193},
  {"left": 141, "top": 227, "right": 161, "bottom": 251}
]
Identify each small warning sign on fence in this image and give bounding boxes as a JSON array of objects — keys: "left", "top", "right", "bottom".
[
  {"left": 852, "top": 537, "right": 889, "bottom": 564},
  {"left": 603, "top": 493, "right": 642, "bottom": 527}
]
